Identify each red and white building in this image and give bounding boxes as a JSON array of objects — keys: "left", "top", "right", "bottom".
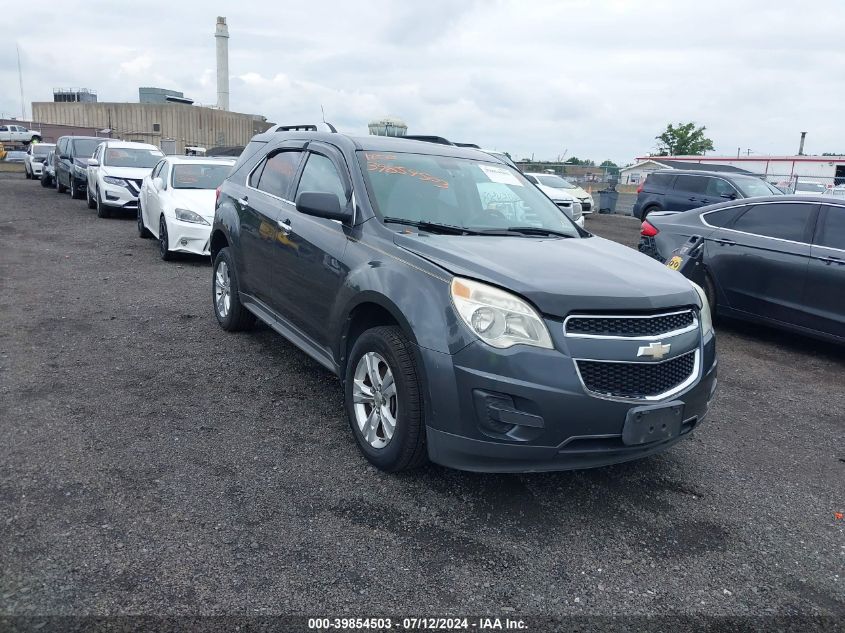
[{"left": 621, "top": 155, "right": 845, "bottom": 189}]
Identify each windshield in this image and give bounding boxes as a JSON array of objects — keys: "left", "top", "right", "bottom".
[
  {"left": 33, "top": 144, "right": 54, "bottom": 156},
  {"left": 536, "top": 174, "right": 575, "bottom": 189},
  {"left": 733, "top": 177, "right": 783, "bottom": 197},
  {"left": 104, "top": 148, "right": 163, "bottom": 168},
  {"left": 358, "top": 152, "right": 580, "bottom": 236},
  {"left": 72, "top": 139, "right": 107, "bottom": 158},
  {"left": 171, "top": 163, "right": 233, "bottom": 189},
  {"left": 795, "top": 182, "right": 826, "bottom": 193}
]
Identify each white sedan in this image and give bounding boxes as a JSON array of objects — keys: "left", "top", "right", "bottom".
[{"left": 138, "top": 156, "right": 236, "bottom": 260}]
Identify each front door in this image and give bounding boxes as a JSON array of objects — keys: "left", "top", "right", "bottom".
[
  {"left": 706, "top": 201, "right": 816, "bottom": 324},
  {"left": 803, "top": 204, "right": 845, "bottom": 339},
  {"left": 268, "top": 146, "right": 351, "bottom": 348}
]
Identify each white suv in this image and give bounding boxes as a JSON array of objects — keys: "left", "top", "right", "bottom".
[
  {"left": 86, "top": 141, "right": 163, "bottom": 218},
  {"left": 24, "top": 143, "right": 55, "bottom": 179},
  {"left": 0, "top": 123, "right": 42, "bottom": 144}
]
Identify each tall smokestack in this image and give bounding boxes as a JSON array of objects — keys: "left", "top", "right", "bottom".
[
  {"left": 798, "top": 131, "right": 807, "bottom": 156},
  {"left": 215, "top": 16, "right": 230, "bottom": 111}
]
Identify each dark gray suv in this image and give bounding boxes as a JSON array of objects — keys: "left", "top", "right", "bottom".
[{"left": 211, "top": 131, "right": 717, "bottom": 472}]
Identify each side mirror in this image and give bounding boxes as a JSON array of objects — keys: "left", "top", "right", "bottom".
[
  {"left": 153, "top": 177, "right": 164, "bottom": 189},
  {"left": 720, "top": 192, "right": 737, "bottom": 199},
  {"left": 296, "top": 191, "right": 350, "bottom": 222},
  {"left": 87, "top": 158, "right": 99, "bottom": 167}
]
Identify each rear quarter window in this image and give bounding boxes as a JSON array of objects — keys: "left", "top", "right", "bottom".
[
  {"left": 702, "top": 205, "right": 746, "bottom": 228},
  {"left": 644, "top": 173, "right": 672, "bottom": 191}
]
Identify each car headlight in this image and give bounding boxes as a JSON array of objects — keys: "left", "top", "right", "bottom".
[
  {"left": 73, "top": 165, "right": 87, "bottom": 176},
  {"left": 174, "top": 208, "right": 209, "bottom": 225},
  {"left": 690, "top": 282, "right": 713, "bottom": 335},
  {"left": 103, "top": 176, "right": 127, "bottom": 186},
  {"left": 450, "top": 277, "right": 553, "bottom": 349}
]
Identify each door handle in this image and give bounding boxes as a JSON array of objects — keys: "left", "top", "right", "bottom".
[
  {"left": 237, "top": 196, "right": 249, "bottom": 207},
  {"left": 688, "top": 197, "right": 697, "bottom": 201},
  {"left": 277, "top": 219, "right": 292, "bottom": 235},
  {"left": 713, "top": 238, "right": 736, "bottom": 246}
]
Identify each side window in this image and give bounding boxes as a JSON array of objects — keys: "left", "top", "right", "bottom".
[
  {"left": 706, "top": 178, "right": 736, "bottom": 197},
  {"left": 702, "top": 206, "right": 745, "bottom": 228},
  {"left": 0, "top": 126, "right": 8, "bottom": 132},
  {"left": 248, "top": 158, "right": 265, "bottom": 188},
  {"left": 296, "top": 153, "right": 346, "bottom": 206},
  {"left": 732, "top": 203, "right": 814, "bottom": 242},
  {"left": 255, "top": 151, "right": 302, "bottom": 199},
  {"left": 674, "top": 175, "right": 707, "bottom": 194},
  {"left": 815, "top": 205, "right": 845, "bottom": 250},
  {"left": 160, "top": 164, "right": 170, "bottom": 189},
  {"left": 151, "top": 160, "right": 163, "bottom": 179}
]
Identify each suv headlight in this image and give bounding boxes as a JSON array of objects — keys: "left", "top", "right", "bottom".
[
  {"left": 690, "top": 282, "right": 713, "bottom": 335},
  {"left": 103, "top": 176, "right": 127, "bottom": 186},
  {"left": 450, "top": 277, "right": 553, "bottom": 349},
  {"left": 174, "top": 208, "right": 209, "bottom": 225}
]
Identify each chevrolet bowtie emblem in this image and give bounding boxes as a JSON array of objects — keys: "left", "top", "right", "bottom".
[{"left": 637, "top": 342, "right": 671, "bottom": 360}]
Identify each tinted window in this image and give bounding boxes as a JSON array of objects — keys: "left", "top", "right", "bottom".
[
  {"left": 71, "top": 138, "right": 105, "bottom": 158},
  {"left": 0, "top": 126, "right": 7, "bottom": 132},
  {"left": 703, "top": 206, "right": 744, "bottom": 227},
  {"left": 296, "top": 153, "right": 346, "bottom": 206},
  {"left": 674, "top": 175, "right": 708, "bottom": 194},
  {"left": 705, "top": 178, "right": 737, "bottom": 197},
  {"left": 644, "top": 173, "right": 672, "bottom": 190},
  {"left": 732, "top": 176, "right": 783, "bottom": 197},
  {"left": 104, "top": 148, "right": 163, "bottom": 168},
  {"left": 255, "top": 151, "right": 302, "bottom": 198},
  {"left": 172, "top": 163, "right": 233, "bottom": 190},
  {"left": 816, "top": 206, "right": 845, "bottom": 250},
  {"left": 732, "top": 203, "right": 814, "bottom": 242}
]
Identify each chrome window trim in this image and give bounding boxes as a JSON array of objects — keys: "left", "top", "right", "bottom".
[
  {"left": 700, "top": 199, "right": 823, "bottom": 246},
  {"left": 563, "top": 309, "right": 698, "bottom": 341},
  {"left": 574, "top": 348, "right": 701, "bottom": 403}
]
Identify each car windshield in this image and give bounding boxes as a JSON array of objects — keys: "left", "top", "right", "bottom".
[
  {"left": 733, "top": 177, "right": 783, "bottom": 197},
  {"left": 32, "top": 144, "right": 54, "bottom": 156},
  {"left": 358, "top": 151, "right": 581, "bottom": 236},
  {"left": 536, "top": 174, "right": 575, "bottom": 189},
  {"left": 795, "top": 182, "right": 826, "bottom": 193},
  {"left": 72, "top": 139, "right": 107, "bottom": 158},
  {"left": 171, "top": 163, "right": 233, "bottom": 189},
  {"left": 104, "top": 148, "right": 163, "bottom": 168}
]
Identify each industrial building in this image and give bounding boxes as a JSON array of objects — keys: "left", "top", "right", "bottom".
[
  {"left": 621, "top": 155, "right": 845, "bottom": 188},
  {"left": 139, "top": 87, "right": 193, "bottom": 105}
]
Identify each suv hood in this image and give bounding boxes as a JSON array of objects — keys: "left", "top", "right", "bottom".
[
  {"left": 394, "top": 233, "right": 697, "bottom": 316},
  {"left": 101, "top": 166, "right": 156, "bottom": 179},
  {"left": 537, "top": 184, "right": 575, "bottom": 203}
]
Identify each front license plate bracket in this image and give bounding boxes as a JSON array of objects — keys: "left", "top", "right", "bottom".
[{"left": 622, "top": 401, "right": 684, "bottom": 446}]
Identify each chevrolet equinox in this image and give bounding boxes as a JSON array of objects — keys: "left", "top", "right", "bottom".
[{"left": 211, "top": 131, "right": 718, "bottom": 472}]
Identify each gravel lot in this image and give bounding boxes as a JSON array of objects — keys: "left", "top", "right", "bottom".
[{"left": 1, "top": 172, "right": 843, "bottom": 621}]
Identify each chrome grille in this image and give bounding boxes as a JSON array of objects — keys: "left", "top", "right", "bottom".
[
  {"left": 566, "top": 310, "right": 696, "bottom": 338},
  {"left": 577, "top": 351, "right": 697, "bottom": 399}
]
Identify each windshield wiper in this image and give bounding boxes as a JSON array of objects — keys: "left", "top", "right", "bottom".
[
  {"left": 478, "top": 226, "right": 575, "bottom": 238},
  {"left": 382, "top": 217, "right": 481, "bottom": 235}
]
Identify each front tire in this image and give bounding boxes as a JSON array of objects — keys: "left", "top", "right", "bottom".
[
  {"left": 69, "top": 177, "right": 82, "bottom": 200},
  {"left": 158, "top": 216, "right": 173, "bottom": 260},
  {"left": 212, "top": 247, "right": 254, "bottom": 331},
  {"left": 24, "top": 165, "right": 31, "bottom": 179},
  {"left": 704, "top": 271, "right": 719, "bottom": 320},
  {"left": 96, "top": 188, "right": 111, "bottom": 218},
  {"left": 40, "top": 174, "right": 52, "bottom": 188},
  {"left": 87, "top": 186, "right": 96, "bottom": 209},
  {"left": 56, "top": 172, "right": 67, "bottom": 193},
  {"left": 345, "top": 326, "right": 427, "bottom": 472}
]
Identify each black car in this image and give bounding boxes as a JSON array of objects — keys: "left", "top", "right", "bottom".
[
  {"left": 211, "top": 130, "right": 716, "bottom": 473},
  {"left": 633, "top": 169, "right": 783, "bottom": 219},
  {"left": 639, "top": 196, "right": 844, "bottom": 344},
  {"left": 54, "top": 136, "right": 108, "bottom": 199}
]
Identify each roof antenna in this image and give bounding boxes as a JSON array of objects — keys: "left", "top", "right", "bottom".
[{"left": 320, "top": 105, "right": 337, "bottom": 133}]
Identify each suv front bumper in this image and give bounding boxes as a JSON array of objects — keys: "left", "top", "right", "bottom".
[{"left": 417, "top": 334, "right": 717, "bottom": 473}]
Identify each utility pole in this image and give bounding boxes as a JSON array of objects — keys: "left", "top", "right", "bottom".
[{"left": 16, "top": 43, "right": 25, "bottom": 121}]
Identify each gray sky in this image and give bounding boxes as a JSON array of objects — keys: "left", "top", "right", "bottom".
[{"left": 3, "top": 0, "right": 844, "bottom": 164}]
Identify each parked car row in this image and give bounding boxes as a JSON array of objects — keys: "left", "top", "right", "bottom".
[{"left": 24, "top": 135, "right": 235, "bottom": 260}]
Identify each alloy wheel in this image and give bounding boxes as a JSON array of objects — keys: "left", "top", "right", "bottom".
[
  {"left": 352, "top": 352, "right": 398, "bottom": 449},
  {"left": 159, "top": 217, "right": 169, "bottom": 258},
  {"left": 214, "top": 261, "right": 231, "bottom": 319}
]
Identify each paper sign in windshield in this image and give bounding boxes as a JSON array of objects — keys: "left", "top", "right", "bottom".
[{"left": 478, "top": 164, "right": 522, "bottom": 187}]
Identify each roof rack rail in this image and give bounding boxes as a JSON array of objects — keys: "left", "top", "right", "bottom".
[
  {"left": 403, "top": 135, "right": 455, "bottom": 146},
  {"left": 271, "top": 124, "right": 319, "bottom": 132}
]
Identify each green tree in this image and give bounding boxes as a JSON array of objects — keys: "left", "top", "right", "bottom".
[
  {"left": 564, "top": 157, "right": 595, "bottom": 166},
  {"left": 600, "top": 160, "right": 619, "bottom": 175},
  {"left": 655, "top": 122, "right": 714, "bottom": 156}
]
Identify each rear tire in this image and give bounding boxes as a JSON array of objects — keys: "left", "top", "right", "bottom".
[
  {"left": 642, "top": 205, "right": 660, "bottom": 220},
  {"left": 212, "top": 247, "right": 255, "bottom": 331},
  {"left": 704, "top": 271, "right": 718, "bottom": 318},
  {"left": 345, "top": 326, "right": 427, "bottom": 472}
]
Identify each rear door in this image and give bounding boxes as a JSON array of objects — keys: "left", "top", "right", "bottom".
[
  {"left": 699, "top": 176, "right": 738, "bottom": 207},
  {"left": 666, "top": 175, "right": 708, "bottom": 211},
  {"left": 238, "top": 142, "right": 306, "bottom": 306},
  {"left": 803, "top": 204, "right": 845, "bottom": 339},
  {"left": 268, "top": 144, "right": 351, "bottom": 346},
  {"left": 706, "top": 201, "right": 817, "bottom": 324}
]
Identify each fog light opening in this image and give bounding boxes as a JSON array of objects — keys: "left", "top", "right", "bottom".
[{"left": 180, "top": 238, "right": 188, "bottom": 246}]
